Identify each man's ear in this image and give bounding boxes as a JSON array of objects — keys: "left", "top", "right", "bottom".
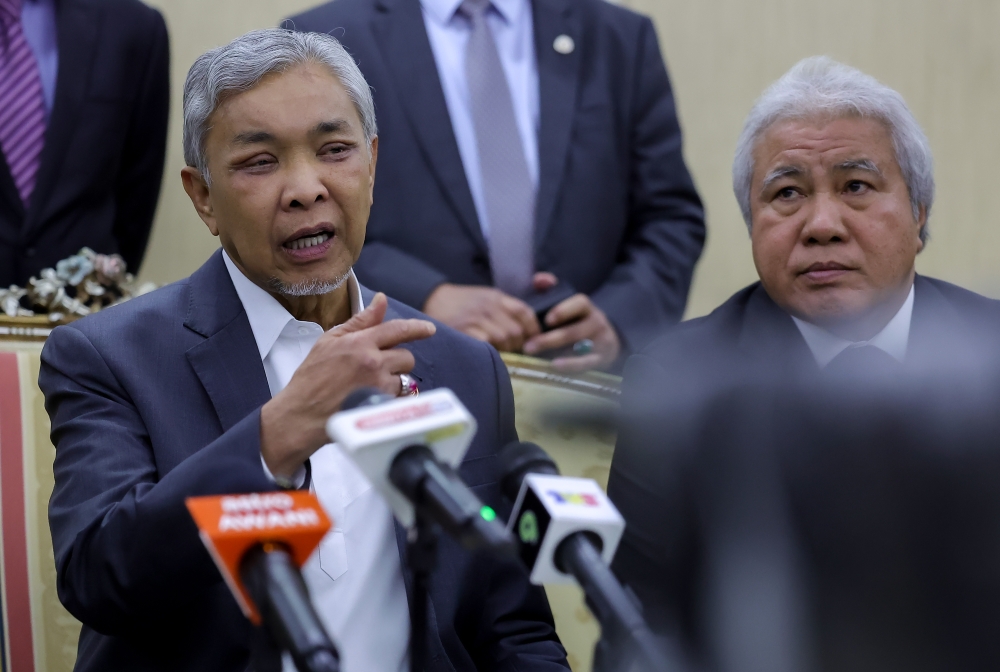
[
  {"left": 915, "top": 204, "right": 927, "bottom": 253},
  {"left": 181, "top": 166, "right": 219, "bottom": 236},
  {"left": 368, "top": 136, "right": 378, "bottom": 205}
]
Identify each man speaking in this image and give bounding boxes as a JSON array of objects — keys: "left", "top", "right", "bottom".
[{"left": 39, "top": 29, "right": 567, "bottom": 672}]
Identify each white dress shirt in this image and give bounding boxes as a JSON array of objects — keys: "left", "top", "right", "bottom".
[
  {"left": 223, "top": 251, "right": 410, "bottom": 672},
  {"left": 792, "top": 283, "right": 915, "bottom": 368},
  {"left": 420, "top": 0, "right": 539, "bottom": 242}
]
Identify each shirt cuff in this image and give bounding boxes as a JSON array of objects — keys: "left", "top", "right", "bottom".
[{"left": 260, "top": 455, "right": 309, "bottom": 490}]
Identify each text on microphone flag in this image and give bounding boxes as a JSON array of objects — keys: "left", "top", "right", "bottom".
[
  {"left": 186, "top": 491, "right": 332, "bottom": 623},
  {"left": 220, "top": 492, "right": 296, "bottom": 512},
  {"left": 354, "top": 398, "right": 454, "bottom": 430}
]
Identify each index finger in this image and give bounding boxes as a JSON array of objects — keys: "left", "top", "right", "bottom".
[
  {"left": 369, "top": 318, "right": 437, "bottom": 349},
  {"left": 500, "top": 295, "right": 541, "bottom": 338},
  {"left": 546, "top": 293, "right": 591, "bottom": 328}
]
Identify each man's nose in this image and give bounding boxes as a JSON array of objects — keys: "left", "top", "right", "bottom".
[
  {"left": 800, "top": 192, "right": 849, "bottom": 245},
  {"left": 282, "top": 160, "right": 329, "bottom": 210}
]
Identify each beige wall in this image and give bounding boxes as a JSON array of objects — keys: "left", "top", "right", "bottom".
[{"left": 139, "top": 0, "right": 1000, "bottom": 319}]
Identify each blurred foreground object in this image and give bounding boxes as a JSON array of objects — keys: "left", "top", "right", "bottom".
[
  {"left": 608, "top": 58, "right": 1000, "bottom": 669},
  {"left": 0, "top": 247, "right": 155, "bottom": 340},
  {"left": 611, "top": 370, "right": 1000, "bottom": 672}
]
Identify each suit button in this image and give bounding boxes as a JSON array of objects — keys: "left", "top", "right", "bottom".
[{"left": 24, "top": 247, "right": 36, "bottom": 257}]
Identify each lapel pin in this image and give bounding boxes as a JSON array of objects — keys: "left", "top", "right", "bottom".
[{"left": 553, "top": 34, "right": 575, "bottom": 55}]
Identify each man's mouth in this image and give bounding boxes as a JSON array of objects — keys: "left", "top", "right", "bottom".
[
  {"left": 800, "top": 262, "right": 853, "bottom": 282},
  {"left": 284, "top": 232, "right": 332, "bottom": 250},
  {"left": 281, "top": 226, "right": 336, "bottom": 260},
  {"left": 802, "top": 262, "right": 850, "bottom": 273}
]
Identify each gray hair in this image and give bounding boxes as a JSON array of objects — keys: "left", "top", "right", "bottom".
[
  {"left": 732, "top": 56, "right": 934, "bottom": 243},
  {"left": 182, "top": 28, "right": 377, "bottom": 184}
]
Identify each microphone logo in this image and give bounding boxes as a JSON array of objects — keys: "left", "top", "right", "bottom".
[
  {"left": 518, "top": 510, "right": 539, "bottom": 545},
  {"left": 546, "top": 491, "right": 601, "bottom": 507}
]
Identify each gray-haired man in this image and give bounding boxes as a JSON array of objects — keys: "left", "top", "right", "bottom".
[
  {"left": 620, "top": 56, "right": 1000, "bottom": 382},
  {"left": 40, "top": 28, "right": 568, "bottom": 672},
  {"left": 606, "top": 57, "right": 1000, "bottom": 662}
]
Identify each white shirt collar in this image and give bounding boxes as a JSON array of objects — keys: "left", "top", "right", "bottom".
[
  {"left": 420, "top": 0, "right": 523, "bottom": 26},
  {"left": 222, "top": 249, "right": 364, "bottom": 361},
  {"left": 791, "top": 283, "right": 915, "bottom": 368}
]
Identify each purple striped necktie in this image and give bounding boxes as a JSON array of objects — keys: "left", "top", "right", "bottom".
[{"left": 0, "top": 0, "right": 46, "bottom": 207}]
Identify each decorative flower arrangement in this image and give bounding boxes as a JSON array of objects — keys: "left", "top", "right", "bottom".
[{"left": 0, "top": 248, "right": 156, "bottom": 323}]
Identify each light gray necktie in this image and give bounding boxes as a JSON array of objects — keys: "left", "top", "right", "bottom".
[{"left": 460, "top": 0, "right": 535, "bottom": 297}]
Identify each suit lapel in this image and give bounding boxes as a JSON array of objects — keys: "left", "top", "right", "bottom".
[
  {"left": 532, "top": 0, "right": 581, "bottom": 246},
  {"left": 184, "top": 251, "right": 272, "bottom": 433},
  {"left": 737, "top": 284, "right": 817, "bottom": 373},
  {"left": 906, "top": 275, "right": 962, "bottom": 365},
  {"left": 371, "top": 0, "right": 487, "bottom": 254},
  {"left": 25, "top": 0, "right": 102, "bottom": 230}
]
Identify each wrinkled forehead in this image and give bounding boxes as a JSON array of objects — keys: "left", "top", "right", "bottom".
[
  {"left": 212, "top": 61, "right": 345, "bottom": 118},
  {"left": 207, "top": 63, "right": 360, "bottom": 146},
  {"left": 752, "top": 114, "right": 898, "bottom": 183}
]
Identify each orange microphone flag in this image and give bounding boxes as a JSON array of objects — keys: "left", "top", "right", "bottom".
[{"left": 186, "top": 491, "right": 332, "bottom": 624}]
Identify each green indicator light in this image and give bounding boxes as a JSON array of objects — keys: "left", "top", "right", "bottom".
[{"left": 480, "top": 506, "right": 497, "bottom": 522}]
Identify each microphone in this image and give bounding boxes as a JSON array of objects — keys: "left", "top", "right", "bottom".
[
  {"left": 326, "top": 387, "right": 515, "bottom": 553},
  {"left": 186, "top": 491, "right": 340, "bottom": 672},
  {"left": 499, "top": 441, "right": 624, "bottom": 584},
  {"left": 500, "top": 441, "right": 673, "bottom": 672}
]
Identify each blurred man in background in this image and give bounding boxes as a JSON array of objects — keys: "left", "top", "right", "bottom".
[
  {"left": 285, "top": 0, "right": 705, "bottom": 371},
  {"left": 608, "top": 56, "right": 1000, "bottom": 664},
  {"left": 0, "top": 0, "right": 169, "bottom": 287}
]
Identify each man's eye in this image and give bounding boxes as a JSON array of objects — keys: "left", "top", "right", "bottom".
[
  {"left": 239, "top": 156, "right": 275, "bottom": 170},
  {"left": 776, "top": 187, "right": 798, "bottom": 199},
  {"left": 322, "top": 144, "right": 349, "bottom": 155},
  {"left": 845, "top": 180, "right": 870, "bottom": 194}
]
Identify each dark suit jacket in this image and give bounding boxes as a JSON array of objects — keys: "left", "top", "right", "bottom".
[
  {"left": 285, "top": 0, "right": 705, "bottom": 354},
  {"left": 0, "top": 0, "right": 169, "bottom": 287},
  {"left": 606, "top": 275, "right": 1000, "bottom": 663},
  {"left": 39, "top": 250, "right": 567, "bottom": 672}
]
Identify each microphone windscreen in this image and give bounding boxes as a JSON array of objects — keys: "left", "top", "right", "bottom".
[
  {"left": 499, "top": 441, "right": 560, "bottom": 502},
  {"left": 341, "top": 387, "right": 394, "bottom": 412}
]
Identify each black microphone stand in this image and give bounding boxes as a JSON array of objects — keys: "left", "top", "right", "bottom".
[
  {"left": 408, "top": 514, "right": 441, "bottom": 672},
  {"left": 242, "top": 544, "right": 341, "bottom": 672},
  {"left": 557, "top": 534, "right": 674, "bottom": 672}
]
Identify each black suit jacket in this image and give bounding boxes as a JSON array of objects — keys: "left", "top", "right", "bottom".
[
  {"left": 0, "top": 0, "right": 169, "bottom": 287},
  {"left": 38, "top": 250, "right": 567, "bottom": 672},
  {"left": 285, "top": 0, "right": 705, "bottom": 354},
  {"left": 606, "top": 275, "right": 1000, "bottom": 661}
]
